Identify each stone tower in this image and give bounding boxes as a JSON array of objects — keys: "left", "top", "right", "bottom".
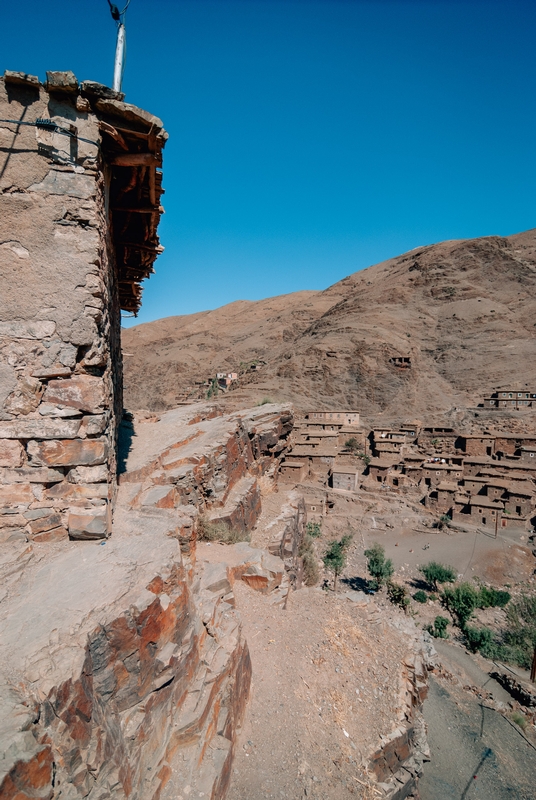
[{"left": 0, "top": 70, "right": 166, "bottom": 541}]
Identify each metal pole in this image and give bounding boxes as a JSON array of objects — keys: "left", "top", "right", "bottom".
[
  {"left": 494, "top": 510, "right": 499, "bottom": 539},
  {"left": 531, "top": 645, "right": 536, "bottom": 684},
  {"left": 113, "top": 22, "right": 126, "bottom": 92}
]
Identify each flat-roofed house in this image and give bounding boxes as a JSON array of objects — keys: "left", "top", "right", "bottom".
[{"left": 332, "top": 465, "right": 359, "bottom": 492}]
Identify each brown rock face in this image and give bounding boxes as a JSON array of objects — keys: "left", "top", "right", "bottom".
[
  {"left": 27, "top": 438, "right": 108, "bottom": 467},
  {"left": 0, "top": 441, "right": 24, "bottom": 468},
  {"left": 43, "top": 375, "right": 106, "bottom": 414}
]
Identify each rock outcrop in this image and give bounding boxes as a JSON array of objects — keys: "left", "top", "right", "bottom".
[{"left": 0, "top": 403, "right": 293, "bottom": 800}]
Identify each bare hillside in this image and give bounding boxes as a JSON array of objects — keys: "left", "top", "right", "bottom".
[{"left": 123, "top": 229, "right": 536, "bottom": 420}]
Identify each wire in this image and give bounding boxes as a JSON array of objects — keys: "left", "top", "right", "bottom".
[
  {"left": 0, "top": 118, "right": 100, "bottom": 150},
  {"left": 108, "top": 0, "right": 131, "bottom": 25}
]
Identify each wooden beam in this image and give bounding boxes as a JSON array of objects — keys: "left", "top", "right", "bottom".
[
  {"left": 99, "top": 121, "right": 129, "bottom": 151},
  {"left": 110, "top": 153, "right": 161, "bottom": 166},
  {"left": 118, "top": 241, "right": 164, "bottom": 253},
  {"left": 111, "top": 205, "right": 163, "bottom": 214}
]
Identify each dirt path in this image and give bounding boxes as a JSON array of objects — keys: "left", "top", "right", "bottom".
[
  {"left": 226, "top": 583, "right": 413, "bottom": 800},
  {"left": 420, "top": 677, "right": 536, "bottom": 800}
]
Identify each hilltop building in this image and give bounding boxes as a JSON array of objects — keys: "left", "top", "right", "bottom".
[{"left": 0, "top": 70, "right": 166, "bottom": 540}]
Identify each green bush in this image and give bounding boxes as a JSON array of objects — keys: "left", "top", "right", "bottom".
[
  {"left": 364, "top": 543, "right": 394, "bottom": 589},
  {"left": 387, "top": 581, "right": 410, "bottom": 612},
  {"left": 465, "top": 625, "right": 493, "bottom": 654},
  {"left": 419, "top": 561, "right": 457, "bottom": 592},
  {"left": 413, "top": 590, "right": 428, "bottom": 604},
  {"left": 306, "top": 521, "right": 322, "bottom": 539},
  {"left": 477, "top": 587, "right": 511, "bottom": 609},
  {"left": 323, "top": 534, "right": 353, "bottom": 590},
  {"left": 427, "top": 616, "right": 449, "bottom": 639},
  {"left": 441, "top": 582, "right": 479, "bottom": 629},
  {"left": 345, "top": 437, "right": 360, "bottom": 452}
]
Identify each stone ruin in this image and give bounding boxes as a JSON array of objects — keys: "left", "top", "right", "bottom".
[{"left": 0, "top": 70, "right": 166, "bottom": 541}]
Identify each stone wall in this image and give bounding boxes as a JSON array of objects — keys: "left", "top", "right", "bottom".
[{"left": 0, "top": 71, "right": 165, "bottom": 542}]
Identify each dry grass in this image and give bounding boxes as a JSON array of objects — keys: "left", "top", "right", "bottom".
[{"left": 197, "top": 516, "right": 250, "bottom": 544}]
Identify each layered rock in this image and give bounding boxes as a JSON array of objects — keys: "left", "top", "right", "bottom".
[{"left": 0, "top": 404, "right": 294, "bottom": 800}]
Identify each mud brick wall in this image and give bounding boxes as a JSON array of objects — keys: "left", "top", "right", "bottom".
[{"left": 0, "top": 71, "right": 165, "bottom": 542}]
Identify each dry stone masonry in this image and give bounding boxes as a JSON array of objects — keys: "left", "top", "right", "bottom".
[{"left": 0, "top": 70, "right": 166, "bottom": 541}]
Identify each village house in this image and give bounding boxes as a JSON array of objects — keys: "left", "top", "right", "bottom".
[
  {"left": 389, "top": 356, "right": 411, "bottom": 368},
  {"left": 421, "top": 461, "right": 464, "bottom": 488},
  {"left": 302, "top": 410, "right": 360, "bottom": 427},
  {"left": 418, "top": 426, "right": 458, "bottom": 452},
  {"left": 483, "top": 390, "right": 536, "bottom": 409},
  {"left": 332, "top": 464, "right": 359, "bottom": 492},
  {"left": 302, "top": 492, "right": 327, "bottom": 518},
  {"left": 519, "top": 446, "right": 536, "bottom": 463},
  {"left": 278, "top": 460, "right": 308, "bottom": 484},
  {"left": 457, "top": 434, "right": 495, "bottom": 457},
  {"left": 426, "top": 481, "right": 458, "bottom": 513},
  {"left": 368, "top": 458, "right": 400, "bottom": 484}
]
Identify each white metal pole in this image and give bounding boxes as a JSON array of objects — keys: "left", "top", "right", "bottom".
[{"left": 113, "top": 23, "right": 126, "bottom": 92}]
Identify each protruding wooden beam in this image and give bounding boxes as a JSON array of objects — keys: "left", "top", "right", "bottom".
[{"left": 110, "top": 153, "right": 161, "bottom": 166}]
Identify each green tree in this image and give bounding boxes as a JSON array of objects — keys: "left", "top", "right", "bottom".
[
  {"left": 387, "top": 581, "right": 410, "bottom": 612},
  {"left": 419, "top": 561, "right": 457, "bottom": 592},
  {"left": 323, "top": 535, "right": 353, "bottom": 591},
  {"left": 441, "top": 582, "right": 479, "bottom": 629},
  {"left": 364, "top": 543, "right": 394, "bottom": 589},
  {"left": 345, "top": 437, "right": 360, "bottom": 453}
]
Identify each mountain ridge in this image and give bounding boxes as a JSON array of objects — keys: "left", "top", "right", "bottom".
[{"left": 122, "top": 228, "right": 536, "bottom": 422}]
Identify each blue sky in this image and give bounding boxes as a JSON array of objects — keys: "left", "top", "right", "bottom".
[{"left": 2, "top": 1, "right": 535, "bottom": 325}]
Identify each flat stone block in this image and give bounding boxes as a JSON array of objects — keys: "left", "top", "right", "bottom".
[
  {"left": 32, "top": 526, "right": 69, "bottom": 543},
  {"left": 67, "top": 465, "right": 108, "bottom": 484},
  {"left": 0, "top": 419, "right": 81, "bottom": 440},
  {"left": 68, "top": 509, "right": 108, "bottom": 540},
  {"left": 46, "top": 71, "right": 78, "bottom": 93},
  {"left": 45, "top": 482, "right": 109, "bottom": 501},
  {"left": 4, "top": 70, "right": 40, "bottom": 87},
  {"left": 0, "top": 467, "right": 64, "bottom": 483},
  {"left": 27, "top": 438, "right": 107, "bottom": 467},
  {"left": 27, "top": 513, "right": 62, "bottom": 535},
  {"left": 0, "top": 440, "right": 24, "bottom": 468},
  {"left": 43, "top": 376, "right": 105, "bottom": 414},
  {"left": 0, "top": 483, "right": 32, "bottom": 507}
]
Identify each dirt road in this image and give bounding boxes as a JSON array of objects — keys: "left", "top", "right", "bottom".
[{"left": 420, "top": 677, "right": 536, "bottom": 800}]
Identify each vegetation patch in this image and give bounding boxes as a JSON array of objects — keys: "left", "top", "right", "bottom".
[
  {"left": 364, "top": 542, "right": 393, "bottom": 589},
  {"left": 323, "top": 534, "right": 353, "bottom": 590},
  {"left": 198, "top": 516, "right": 250, "bottom": 544}
]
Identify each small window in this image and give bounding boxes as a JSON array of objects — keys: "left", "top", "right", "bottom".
[
  {"left": 502, "top": 519, "right": 507, "bottom": 527},
  {"left": 518, "top": 393, "right": 522, "bottom": 397},
  {"left": 482, "top": 517, "right": 487, "bottom": 525},
  {"left": 509, "top": 393, "right": 513, "bottom": 398},
  {"left": 516, "top": 506, "right": 521, "bottom": 515}
]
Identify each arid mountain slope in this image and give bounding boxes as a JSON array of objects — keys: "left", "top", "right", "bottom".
[{"left": 123, "top": 229, "right": 536, "bottom": 420}]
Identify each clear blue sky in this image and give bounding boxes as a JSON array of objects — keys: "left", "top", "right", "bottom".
[{"left": 2, "top": 1, "right": 535, "bottom": 325}]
